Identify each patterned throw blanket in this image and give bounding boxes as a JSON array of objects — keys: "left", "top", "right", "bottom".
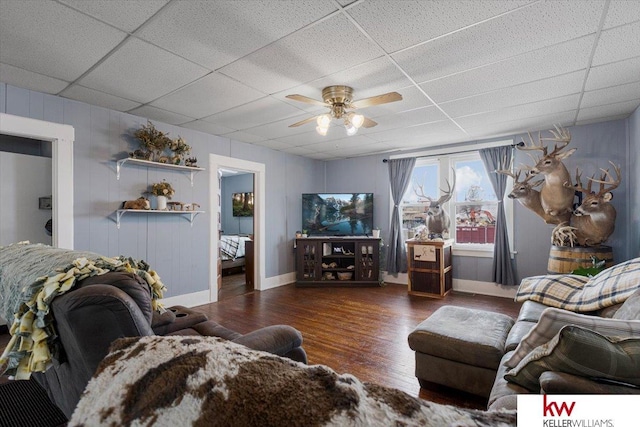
[
  {"left": 70, "top": 336, "right": 516, "bottom": 427},
  {"left": 0, "top": 242, "right": 166, "bottom": 379},
  {"left": 515, "top": 257, "right": 640, "bottom": 312}
]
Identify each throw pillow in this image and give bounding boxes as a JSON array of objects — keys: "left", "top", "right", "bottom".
[
  {"left": 613, "top": 289, "right": 640, "bottom": 320},
  {"left": 504, "top": 325, "right": 640, "bottom": 392},
  {"left": 505, "top": 307, "right": 640, "bottom": 368}
]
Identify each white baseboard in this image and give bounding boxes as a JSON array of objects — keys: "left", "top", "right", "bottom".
[
  {"left": 260, "top": 272, "right": 296, "bottom": 291},
  {"left": 382, "top": 272, "right": 516, "bottom": 299},
  {"left": 161, "top": 290, "right": 210, "bottom": 308}
]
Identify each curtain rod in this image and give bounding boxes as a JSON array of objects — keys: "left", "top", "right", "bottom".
[{"left": 382, "top": 141, "right": 524, "bottom": 163}]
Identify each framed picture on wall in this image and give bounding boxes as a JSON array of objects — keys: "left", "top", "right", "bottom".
[{"left": 232, "top": 192, "right": 254, "bottom": 217}]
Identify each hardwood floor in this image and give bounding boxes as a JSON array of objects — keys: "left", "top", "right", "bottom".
[
  {"left": 0, "top": 283, "right": 522, "bottom": 410},
  {"left": 219, "top": 271, "right": 252, "bottom": 301},
  {"left": 192, "top": 283, "right": 522, "bottom": 410}
]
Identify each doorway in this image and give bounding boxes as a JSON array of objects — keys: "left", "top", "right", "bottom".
[{"left": 209, "top": 154, "right": 265, "bottom": 303}]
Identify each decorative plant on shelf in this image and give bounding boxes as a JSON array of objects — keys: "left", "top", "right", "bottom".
[
  {"left": 170, "top": 136, "right": 191, "bottom": 165},
  {"left": 133, "top": 121, "right": 172, "bottom": 162},
  {"left": 149, "top": 180, "right": 175, "bottom": 199}
]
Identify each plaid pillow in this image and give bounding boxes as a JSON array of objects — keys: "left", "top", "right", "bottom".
[
  {"left": 613, "top": 289, "right": 640, "bottom": 320},
  {"left": 516, "top": 257, "right": 640, "bottom": 311},
  {"left": 219, "top": 236, "right": 240, "bottom": 260},
  {"left": 505, "top": 307, "right": 640, "bottom": 368},
  {"left": 504, "top": 325, "right": 640, "bottom": 392}
]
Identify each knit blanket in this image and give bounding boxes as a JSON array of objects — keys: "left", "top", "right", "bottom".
[
  {"left": 70, "top": 335, "right": 516, "bottom": 427},
  {"left": 0, "top": 242, "right": 166, "bottom": 379},
  {"left": 515, "top": 257, "right": 640, "bottom": 312}
]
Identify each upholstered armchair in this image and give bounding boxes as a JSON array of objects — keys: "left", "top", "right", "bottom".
[{"left": 32, "top": 271, "right": 306, "bottom": 418}]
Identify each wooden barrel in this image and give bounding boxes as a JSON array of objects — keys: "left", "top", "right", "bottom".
[{"left": 547, "top": 245, "right": 614, "bottom": 274}]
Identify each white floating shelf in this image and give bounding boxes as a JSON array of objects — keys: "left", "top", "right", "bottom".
[
  {"left": 115, "top": 209, "right": 205, "bottom": 229},
  {"left": 116, "top": 158, "right": 205, "bottom": 186}
]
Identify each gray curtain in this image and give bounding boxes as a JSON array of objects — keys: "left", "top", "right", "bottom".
[
  {"left": 479, "top": 146, "right": 517, "bottom": 286},
  {"left": 386, "top": 157, "right": 416, "bottom": 274}
]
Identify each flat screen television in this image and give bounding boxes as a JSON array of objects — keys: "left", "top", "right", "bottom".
[{"left": 302, "top": 193, "right": 373, "bottom": 236}]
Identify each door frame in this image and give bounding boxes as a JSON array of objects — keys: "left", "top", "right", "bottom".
[
  {"left": 209, "top": 154, "right": 265, "bottom": 302},
  {"left": 0, "top": 113, "right": 74, "bottom": 249}
]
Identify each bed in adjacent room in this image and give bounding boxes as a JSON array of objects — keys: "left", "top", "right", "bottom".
[{"left": 220, "top": 235, "right": 252, "bottom": 276}]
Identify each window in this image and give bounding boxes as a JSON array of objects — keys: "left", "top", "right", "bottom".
[{"left": 398, "top": 149, "right": 513, "bottom": 257}]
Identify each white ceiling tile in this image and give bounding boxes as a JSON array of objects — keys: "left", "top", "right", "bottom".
[
  {"left": 218, "top": 14, "right": 383, "bottom": 94},
  {"left": 58, "top": 0, "right": 169, "bottom": 33},
  {"left": 464, "top": 111, "right": 577, "bottom": 140},
  {"left": 274, "top": 129, "right": 337, "bottom": 147},
  {"left": 581, "top": 82, "right": 640, "bottom": 109},
  {"left": 585, "top": 56, "right": 640, "bottom": 91},
  {"left": 150, "top": 73, "right": 265, "bottom": 119},
  {"left": 0, "top": 1, "right": 127, "bottom": 81},
  {"left": 222, "top": 131, "right": 268, "bottom": 144},
  {"left": 0, "top": 63, "right": 69, "bottom": 94},
  {"left": 577, "top": 99, "right": 640, "bottom": 122},
  {"left": 62, "top": 85, "right": 142, "bottom": 111},
  {"left": 603, "top": 0, "right": 640, "bottom": 29},
  {"left": 575, "top": 113, "right": 633, "bottom": 126},
  {"left": 281, "top": 145, "right": 317, "bottom": 156},
  {"left": 202, "top": 97, "right": 304, "bottom": 130},
  {"left": 251, "top": 140, "right": 294, "bottom": 151},
  {"left": 79, "top": 38, "right": 209, "bottom": 103},
  {"left": 129, "top": 105, "right": 195, "bottom": 125},
  {"left": 455, "top": 94, "right": 580, "bottom": 128},
  {"left": 440, "top": 71, "right": 586, "bottom": 118},
  {"left": 393, "top": 1, "right": 603, "bottom": 83},
  {"left": 420, "top": 36, "right": 594, "bottom": 102},
  {"left": 366, "top": 120, "right": 464, "bottom": 144},
  {"left": 136, "top": 0, "right": 338, "bottom": 70},
  {"left": 592, "top": 21, "right": 640, "bottom": 66},
  {"left": 180, "top": 120, "right": 236, "bottom": 136},
  {"left": 364, "top": 106, "right": 450, "bottom": 134},
  {"left": 348, "top": 0, "right": 533, "bottom": 53},
  {"left": 359, "top": 86, "right": 432, "bottom": 118}
]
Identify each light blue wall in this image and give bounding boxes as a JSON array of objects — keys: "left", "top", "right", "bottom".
[
  {"left": 325, "top": 119, "right": 634, "bottom": 283},
  {"left": 629, "top": 106, "right": 640, "bottom": 258},
  {"left": 221, "top": 173, "right": 254, "bottom": 235},
  {"left": 0, "top": 83, "right": 322, "bottom": 297}
]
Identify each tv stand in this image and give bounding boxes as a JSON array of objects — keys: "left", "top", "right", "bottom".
[{"left": 295, "top": 237, "right": 380, "bottom": 287}]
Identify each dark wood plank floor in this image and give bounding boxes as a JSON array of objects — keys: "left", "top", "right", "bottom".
[{"left": 0, "top": 283, "right": 521, "bottom": 409}]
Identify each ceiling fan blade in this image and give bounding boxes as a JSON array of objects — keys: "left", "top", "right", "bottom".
[
  {"left": 289, "top": 116, "right": 318, "bottom": 128},
  {"left": 361, "top": 117, "right": 377, "bottom": 128},
  {"left": 350, "top": 92, "right": 403, "bottom": 109},
  {"left": 285, "top": 94, "right": 327, "bottom": 107}
]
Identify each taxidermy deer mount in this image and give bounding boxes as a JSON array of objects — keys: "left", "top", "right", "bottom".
[
  {"left": 504, "top": 125, "right": 621, "bottom": 247},
  {"left": 414, "top": 171, "right": 456, "bottom": 239}
]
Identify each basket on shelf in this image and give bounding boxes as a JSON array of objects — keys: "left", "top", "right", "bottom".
[{"left": 337, "top": 272, "right": 353, "bottom": 281}]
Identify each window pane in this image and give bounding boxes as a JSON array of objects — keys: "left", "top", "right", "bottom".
[
  {"left": 401, "top": 163, "right": 439, "bottom": 238},
  {"left": 454, "top": 158, "right": 497, "bottom": 245}
]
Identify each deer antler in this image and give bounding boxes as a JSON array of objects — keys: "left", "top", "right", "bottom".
[
  {"left": 518, "top": 131, "right": 548, "bottom": 154},
  {"left": 541, "top": 125, "right": 571, "bottom": 157},
  {"left": 413, "top": 183, "right": 432, "bottom": 204},
  {"left": 588, "top": 162, "right": 621, "bottom": 195},
  {"left": 569, "top": 167, "right": 593, "bottom": 194},
  {"left": 437, "top": 171, "right": 456, "bottom": 205}
]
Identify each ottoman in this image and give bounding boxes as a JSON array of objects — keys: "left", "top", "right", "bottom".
[{"left": 408, "top": 306, "right": 515, "bottom": 398}]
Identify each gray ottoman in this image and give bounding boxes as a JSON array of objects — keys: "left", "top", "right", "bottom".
[{"left": 408, "top": 305, "right": 515, "bottom": 398}]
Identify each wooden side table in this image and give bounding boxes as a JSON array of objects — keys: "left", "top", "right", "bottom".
[{"left": 406, "top": 239, "right": 453, "bottom": 298}]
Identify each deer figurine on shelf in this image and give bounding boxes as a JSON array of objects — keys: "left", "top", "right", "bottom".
[
  {"left": 496, "top": 168, "right": 572, "bottom": 225},
  {"left": 554, "top": 162, "right": 621, "bottom": 247},
  {"left": 414, "top": 171, "right": 456, "bottom": 238},
  {"left": 517, "top": 125, "right": 576, "bottom": 218}
]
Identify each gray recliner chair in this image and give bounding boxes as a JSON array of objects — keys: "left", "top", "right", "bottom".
[{"left": 32, "top": 271, "right": 306, "bottom": 418}]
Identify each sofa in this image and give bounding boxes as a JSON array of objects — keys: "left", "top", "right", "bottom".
[
  {"left": 409, "top": 257, "right": 640, "bottom": 411},
  {"left": 24, "top": 270, "right": 306, "bottom": 418}
]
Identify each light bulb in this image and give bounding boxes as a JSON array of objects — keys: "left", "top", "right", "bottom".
[
  {"left": 316, "top": 125, "right": 328, "bottom": 136},
  {"left": 316, "top": 114, "right": 331, "bottom": 127},
  {"left": 351, "top": 113, "right": 365, "bottom": 128},
  {"left": 345, "top": 124, "right": 357, "bottom": 136}
]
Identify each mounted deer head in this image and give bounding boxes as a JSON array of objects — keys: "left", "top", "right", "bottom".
[
  {"left": 414, "top": 171, "right": 456, "bottom": 236},
  {"left": 565, "top": 162, "right": 621, "bottom": 246},
  {"left": 496, "top": 167, "right": 571, "bottom": 225},
  {"left": 517, "top": 125, "right": 576, "bottom": 216}
]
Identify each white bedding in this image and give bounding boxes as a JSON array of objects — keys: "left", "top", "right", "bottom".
[{"left": 220, "top": 235, "right": 251, "bottom": 260}]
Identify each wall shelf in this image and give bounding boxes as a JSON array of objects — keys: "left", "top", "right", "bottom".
[
  {"left": 115, "top": 209, "right": 204, "bottom": 229},
  {"left": 116, "top": 158, "right": 205, "bottom": 186}
]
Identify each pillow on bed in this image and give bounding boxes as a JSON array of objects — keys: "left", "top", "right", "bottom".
[
  {"left": 504, "top": 325, "right": 640, "bottom": 392},
  {"left": 220, "top": 237, "right": 240, "bottom": 259}
]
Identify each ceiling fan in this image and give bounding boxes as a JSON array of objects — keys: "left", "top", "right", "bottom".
[{"left": 286, "top": 85, "right": 402, "bottom": 136}]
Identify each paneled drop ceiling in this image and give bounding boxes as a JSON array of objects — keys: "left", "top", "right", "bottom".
[{"left": 1, "top": 0, "right": 638, "bottom": 160}]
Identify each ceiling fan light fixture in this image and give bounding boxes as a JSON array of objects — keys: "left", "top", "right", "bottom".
[
  {"left": 345, "top": 123, "right": 358, "bottom": 136},
  {"left": 350, "top": 113, "right": 364, "bottom": 129},
  {"left": 316, "top": 114, "right": 331, "bottom": 127},
  {"left": 316, "top": 125, "right": 329, "bottom": 136}
]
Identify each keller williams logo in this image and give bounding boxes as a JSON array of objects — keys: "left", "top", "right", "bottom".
[{"left": 543, "top": 395, "right": 576, "bottom": 417}]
